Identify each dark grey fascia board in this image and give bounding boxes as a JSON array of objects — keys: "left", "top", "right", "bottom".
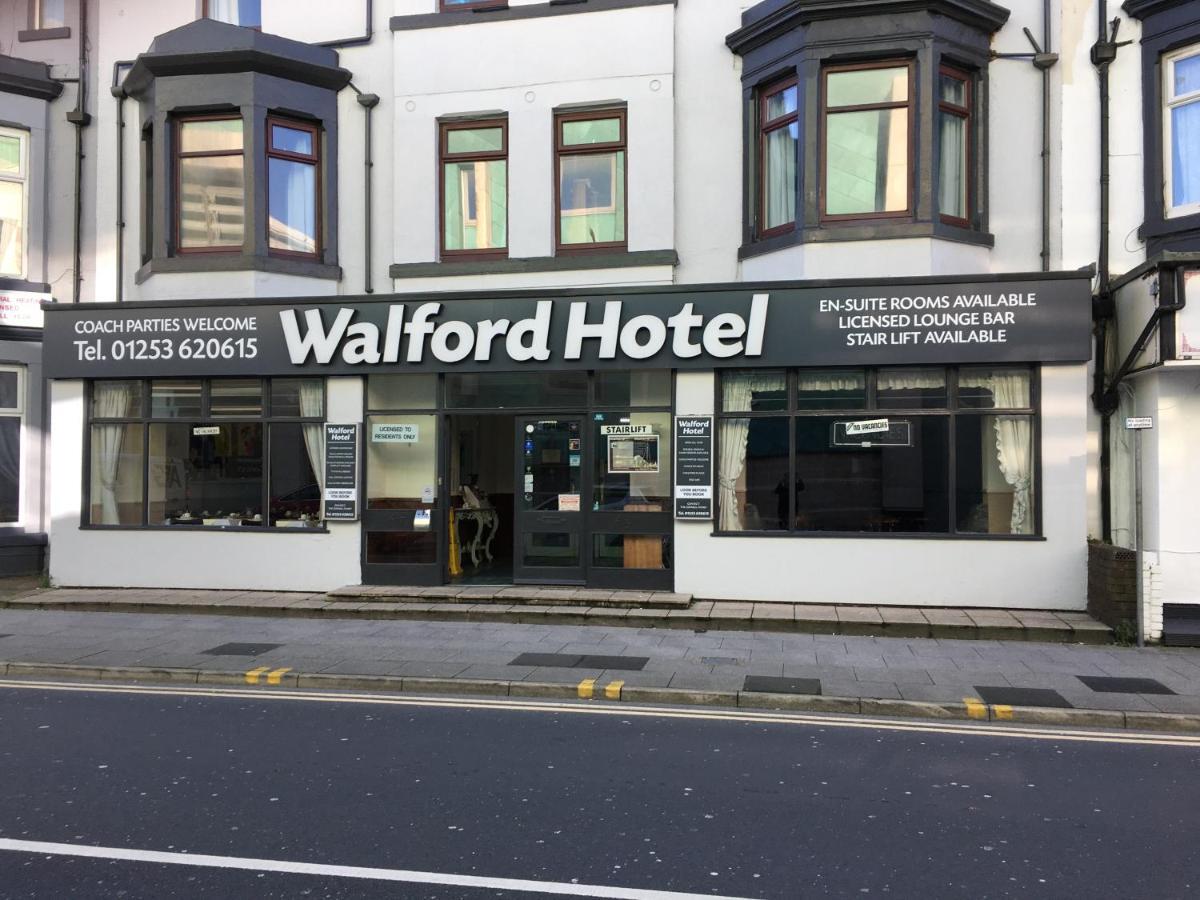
[
  {"left": 17, "top": 27, "right": 72, "bottom": 43},
  {"left": 727, "top": 0, "right": 1011, "bottom": 55},
  {"left": 0, "top": 276, "right": 52, "bottom": 294},
  {"left": 738, "top": 222, "right": 993, "bottom": 260},
  {"left": 1109, "top": 252, "right": 1200, "bottom": 293},
  {"left": 1121, "top": 0, "right": 1195, "bottom": 20},
  {"left": 0, "top": 54, "right": 64, "bottom": 101},
  {"left": 389, "top": 249, "right": 678, "bottom": 279},
  {"left": 134, "top": 254, "right": 343, "bottom": 285},
  {"left": 0, "top": 326, "right": 43, "bottom": 343},
  {"left": 391, "top": 0, "right": 674, "bottom": 32},
  {"left": 125, "top": 50, "right": 351, "bottom": 97}
]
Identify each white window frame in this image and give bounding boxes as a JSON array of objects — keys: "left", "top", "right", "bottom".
[
  {"left": 1164, "top": 43, "right": 1200, "bottom": 219},
  {"left": 0, "top": 127, "right": 29, "bottom": 281},
  {"left": 0, "top": 365, "right": 25, "bottom": 526}
]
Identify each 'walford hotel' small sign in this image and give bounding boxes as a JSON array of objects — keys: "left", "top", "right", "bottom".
[{"left": 42, "top": 275, "right": 1092, "bottom": 379}]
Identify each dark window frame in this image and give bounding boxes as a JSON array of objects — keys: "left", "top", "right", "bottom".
[
  {"left": 1163, "top": 42, "right": 1200, "bottom": 220},
  {"left": 83, "top": 377, "right": 327, "bottom": 531},
  {"left": 756, "top": 74, "right": 799, "bottom": 239},
  {"left": 714, "top": 366, "right": 1041, "bottom": 540},
  {"left": 265, "top": 115, "right": 322, "bottom": 261},
  {"left": 173, "top": 112, "right": 246, "bottom": 256},
  {"left": 438, "top": 117, "right": 509, "bottom": 261},
  {"left": 819, "top": 58, "right": 916, "bottom": 224},
  {"left": 554, "top": 107, "right": 629, "bottom": 255},
  {"left": 937, "top": 64, "right": 974, "bottom": 228}
]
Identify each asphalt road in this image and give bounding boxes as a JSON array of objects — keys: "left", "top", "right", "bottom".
[{"left": 0, "top": 682, "right": 1197, "bottom": 899}]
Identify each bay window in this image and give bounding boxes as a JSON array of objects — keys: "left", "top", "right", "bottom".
[
  {"left": 556, "top": 110, "right": 626, "bottom": 251},
  {"left": 1165, "top": 44, "right": 1200, "bottom": 218},
  {"left": 717, "top": 366, "right": 1037, "bottom": 537},
  {"left": 0, "top": 128, "right": 28, "bottom": 279},
  {"left": 440, "top": 119, "right": 507, "bottom": 256},
  {"left": 758, "top": 77, "right": 799, "bottom": 236},
  {"left": 937, "top": 66, "right": 973, "bottom": 226}
]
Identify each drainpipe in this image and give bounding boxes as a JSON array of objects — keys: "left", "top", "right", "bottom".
[
  {"left": 110, "top": 83, "right": 125, "bottom": 302},
  {"left": 317, "top": 0, "right": 373, "bottom": 48},
  {"left": 347, "top": 85, "right": 379, "bottom": 294},
  {"left": 66, "top": 0, "right": 91, "bottom": 304}
]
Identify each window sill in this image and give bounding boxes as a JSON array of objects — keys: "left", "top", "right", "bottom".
[
  {"left": 0, "top": 277, "right": 51, "bottom": 294},
  {"left": 81, "top": 524, "right": 332, "bottom": 535},
  {"left": 738, "top": 220, "right": 994, "bottom": 260},
  {"left": 391, "top": 0, "right": 672, "bottom": 31},
  {"left": 709, "top": 530, "right": 1045, "bottom": 541},
  {"left": 17, "top": 27, "right": 71, "bottom": 42},
  {"left": 390, "top": 248, "right": 678, "bottom": 279},
  {"left": 1138, "top": 213, "right": 1200, "bottom": 255},
  {"left": 135, "top": 254, "right": 342, "bottom": 285}
]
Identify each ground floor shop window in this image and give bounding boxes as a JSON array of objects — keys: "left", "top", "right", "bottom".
[
  {"left": 717, "top": 366, "right": 1036, "bottom": 537},
  {"left": 87, "top": 378, "right": 325, "bottom": 528},
  {"left": 0, "top": 366, "right": 24, "bottom": 524}
]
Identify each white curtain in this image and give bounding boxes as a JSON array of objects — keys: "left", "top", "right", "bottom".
[
  {"left": 718, "top": 373, "right": 786, "bottom": 530},
  {"left": 1172, "top": 99, "right": 1200, "bottom": 208},
  {"left": 938, "top": 114, "right": 966, "bottom": 219},
  {"left": 878, "top": 369, "right": 945, "bottom": 390},
  {"left": 92, "top": 383, "right": 134, "bottom": 524},
  {"left": 796, "top": 372, "right": 863, "bottom": 392},
  {"left": 987, "top": 372, "right": 1033, "bottom": 534},
  {"left": 764, "top": 127, "right": 796, "bottom": 228},
  {"left": 206, "top": 0, "right": 242, "bottom": 24},
  {"left": 299, "top": 382, "right": 325, "bottom": 518}
]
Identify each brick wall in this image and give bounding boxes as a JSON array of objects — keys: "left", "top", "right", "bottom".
[{"left": 1087, "top": 540, "right": 1137, "bottom": 630}]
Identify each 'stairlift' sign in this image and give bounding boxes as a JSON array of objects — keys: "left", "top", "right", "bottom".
[
  {"left": 674, "top": 416, "right": 713, "bottom": 520},
  {"left": 323, "top": 424, "right": 359, "bottom": 520}
]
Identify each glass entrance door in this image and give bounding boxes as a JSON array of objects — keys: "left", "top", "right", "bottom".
[{"left": 514, "top": 416, "right": 586, "bottom": 583}]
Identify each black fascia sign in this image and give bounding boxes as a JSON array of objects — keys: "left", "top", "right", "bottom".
[
  {"left": 675, "top": 416, "right": 713, "bottom": 520},
  {"left": 42, "top": 274, "right": 1093, "bottom": 379},
  {"left": 323, "top": 424, "right": 358, "bottom": 521}
]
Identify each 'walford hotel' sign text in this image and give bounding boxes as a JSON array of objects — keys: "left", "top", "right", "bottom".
[{"left": 42, "top": 275, "right": 1092, "bottom": 379}]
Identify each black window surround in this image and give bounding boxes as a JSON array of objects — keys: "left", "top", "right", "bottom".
[
  {"left": 1123, "top": 0, "right": 1200, "bottom": 255},
  {"left": 122, "top": 19, "right": 350, "bottom": 284},
  {"left": 727, "top": 0, "right": 1008, "bottom": 260}
]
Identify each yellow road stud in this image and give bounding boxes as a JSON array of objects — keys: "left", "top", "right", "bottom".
[
  {"left": 604, "top": 680, "right": 624, "bottom": 700},
  {"left": 245, "top": 666, "right": 270, "bottom": 685},
  {"left": 266, "top": 667, "right": 293, "bottom": 685},
  {"left": 577, "top": 678, "right": 596, "bottom": 700},
  {"left": 993, "top": 704, "right": 1014, "bottom": 720},
  {"left": 963, "top": 697, "right": 987, "bottom": 719}
]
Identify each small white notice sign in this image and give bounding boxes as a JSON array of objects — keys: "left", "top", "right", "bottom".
[
  {"left": 192, "top": 425, "right": 221, "bottom": 436},
  {"left": 558, "top": 493, "right": 580, "bottom": 512},
  {"left": 1125, "top": 417, "right": 1153, "bottom": 430},
  {"left": 372, "top": 423, "right": 419, "bottom": 442},
  {"left": 845, "top": 418, "right": 890, "bottom": 436},
  {"left": 600, "top": 424, "right": 652, "bottom": 436}
]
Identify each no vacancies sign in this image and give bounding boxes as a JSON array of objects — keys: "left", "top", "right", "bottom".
[{"left": 42, "top": 274, "right": 1092, "bottom": 378}]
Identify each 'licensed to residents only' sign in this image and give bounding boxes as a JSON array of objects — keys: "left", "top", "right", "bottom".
[
  {"left": 323, "top": 424, "right": 359, "bottom": 520},
  {"left": 674, "top": 416, "right": 713, "bottom": 520}
]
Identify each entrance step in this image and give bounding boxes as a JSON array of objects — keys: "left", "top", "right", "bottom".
[{"left": 326, "top": 585, "right": 693, "bottom": 609}]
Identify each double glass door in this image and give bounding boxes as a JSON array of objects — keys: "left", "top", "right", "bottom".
[{"left": 514, "top": 417, "right": 586, "bottom": 583}]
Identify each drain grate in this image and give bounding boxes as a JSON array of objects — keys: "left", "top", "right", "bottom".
[
  {"left": 201, "top": 642, "right": 283, "bottom": 657},
  {"left": 974, "top": 686, "right": 1073, "bottom": 708},
  {"left": 510, "top": 652, "right": 648, "bottom": 671},
  {"left": 1077, "top": 675, "right": 1176, "bottom": 695},
  {"left": 742, "top": 675, "right": 822, "bottom": 695}
]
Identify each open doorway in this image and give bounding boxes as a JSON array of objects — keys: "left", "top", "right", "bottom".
[{"left": 448, "top": 415, "right": 515, "bottom": 585}]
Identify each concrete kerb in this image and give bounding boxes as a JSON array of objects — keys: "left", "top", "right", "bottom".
[{"left": 1, "top": 660, "right": 1197, "bottom": 734}]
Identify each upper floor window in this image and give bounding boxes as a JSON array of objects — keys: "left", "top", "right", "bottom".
[
  {"left": 267, "top": 118, "right": 320, "bottom": 258},
  {"left": 555, "top": 110, "right": 627, "bottom": 251},
  {"left": 938, "top": 67, "right": 973, "bottom": 226},
  {"left": 204, "top": 0, "right": 261, "bottom": 28},
  {"left": 1165, "top": 44, "right": 1200, "bottom": 218},
  {"left": 758, "top": 77, "right": 798, "bottom": 237},
  {"left": 440, "top": 119, "right": 508, "bottom": 257},
  {"left": 821, "top": 61, "right": 913, "bottom": 221},
  {"left": 175, "top": 116, "right": 245, "bottom": 252},
  {"left": 0, "top": 128, "right": 29, "bottom": 280},
  {"left": 33, "top": 0, "right": 66, "bottom": 30}
]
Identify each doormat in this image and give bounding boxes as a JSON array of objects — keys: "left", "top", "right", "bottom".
[
  {"left": 510, "top": 652, "right": 648, "bottom": 671},
  {"left": 742, "top": 675, "right": 822, "bottom": 695},
  {"left": 201, "top": 642, "right": 283, "bottom": 656},
  {"left": 1076, "top": 675, "right": 1175, "bottom": 695},
  {"left": 973, "top": 686, "right": 1073, "bottom": 708}
]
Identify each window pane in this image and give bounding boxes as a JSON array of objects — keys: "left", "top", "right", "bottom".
[
  {"left": 519, "top": 418, "right": 582, "bottom": 512},
  {"left": 722, "top": 370, "right": 787, "bottom": 412},
  {"left": 559, "top": 151, "right": 625, "bottom": 244},
  {"left": 765, "top": 86, "right": 798, "bottom": 121},
  {"left": 271, "top": 125, "right": 313, "bottom": 156},
  {"left": 270, "top": 379, "right": 323, "bottom": 418},
  {"left": 151, "top": 381, "right": 202, "bottom": 418},
  {"left": 561, "top": 118, "right": 620, "bottom": 146},
  {"left": 827, "top": 67, "right": 908, "bottom": 107},
  {"left": 207, "top": 0, "right": 261, "bottom": 27},
  {"left": 443, "top": 160, "right": 507, "bottom": 251},
  {"left": 179, "top": 156, "right": 245, "bottom": 248},
  {"left": 179, "top": 119, "right": 243, "bottom": 153},
  {"left": 796, "top": 370, "right": 866, "bottom": 409},
  {"left": 877, "top": 368, "right": 947, "bottom": 408},
  {"left": 763, "top": 123, "right": 797, "bottom": 229},
  {"left": 593, "top": 534, "right": 670, "bottom": 569},
  {"left": 446, "top": 372, "right": 587, "bottom": 408},
  {"left": 211, "top": 379, "right": 262, "bottom": 417},
  {"left": 938, "top": 112, "right": 968, "bottom": 219},
  {"left": 37, "top": 0, "right": 66, "bottom": 29},
  {"left": 522, "top": 532, "right": 579, "bottom": 567},
  {"left": 0, "top": 418, "right": 20, "bottom": 522},
  {"left": 366, "top": 414, "right": 438, "bottom": 509},
  {"left": 1174, "top": 53, "right": 1200, "bottom": 97},
  {"left": 149, "top": 423, "right": 263, "bottom": 523},
  {"left": 939, "top": 74, "right": 967, "bottom": 106},
  {"left": 92, "top": 381, "right": 143, "bottom": 418},
  {"left": 1171, "top": 101, "right": 1200, "bottom": 209},
  {"left": 367, "top": 374, "right": 437, "bottom": 410},
  {"left": 717, "top": 417, "right": 788, "bottom": 531},
  {"left": 825, "top": 108, "right": 908, "bottom": 215},
  {"left": 268, "top": 157, "right": 317, "bottom": 254},
  {"left": 89, "top": 424, "right": 144, "bottom": 525},
  {"left": 269, "top": 422, "right": 322, "bottom": 526},
  {"left": 593, "top": 371, "right": 671, "bottom": 407},
  {"left": 955, "top": 415, "right": 1034, "bottom": 535},
  {"left": 366, "top": 531, "right": 436, "bottom": 564},
  {"left": 593, "top": 411, "right": 670, "bottom": 510},
  {"left": 794, "top": 416, "right": 949, "bottom": 532},
  {"left": 958, "top": 367, "right": 1031, "bottom": 409},
  {"left": 0, "top": 135, "right": 21, "bottom": 175},
  {"left": 0, "top": 181, "right": 25, "bottom": 278},
  {"left": 446, "top": 127, "right": 504, "bottom": 154},
  {"left": 0, "top": 371, "right": 19, "bottom": 410}
]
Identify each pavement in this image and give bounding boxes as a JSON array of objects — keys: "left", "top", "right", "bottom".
[{"left": 0, "top": 603, "right": 1198, "bottom": 733}]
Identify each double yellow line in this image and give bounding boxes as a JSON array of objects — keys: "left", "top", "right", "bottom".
[{"left": 245, "top": 666, "right": 292, "bottom": 685}]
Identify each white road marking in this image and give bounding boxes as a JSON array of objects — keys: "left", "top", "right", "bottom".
[
  {"left": 0, "top": 678, "right": 1197, "bottom": 747},
  {"left": 0, "top": 838, "right": 760, "bottom": 900}
]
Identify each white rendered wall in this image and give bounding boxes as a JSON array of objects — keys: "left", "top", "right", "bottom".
[
  {"left": 49, "top": 377, "right": 364, "bottom": 591},
  {"left": 674, "top": 365, "right": 1090, "bottom": 609}
]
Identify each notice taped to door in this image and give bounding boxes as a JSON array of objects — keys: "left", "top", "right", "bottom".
[{"left": 674, "top": 416, "right": 713, "bottom": 520}]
